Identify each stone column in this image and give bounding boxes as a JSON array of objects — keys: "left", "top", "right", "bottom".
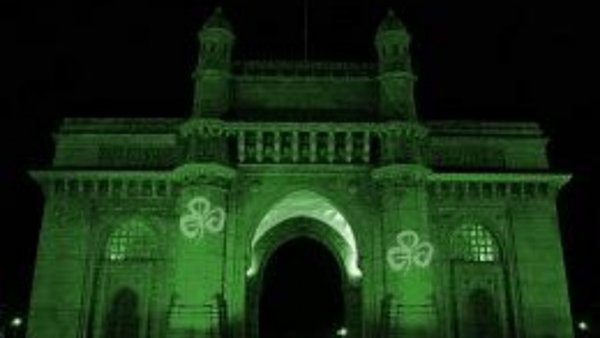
[
  {"left": 168, "top": 164, "right": 236, "bottom": 338},
  {"left": 372, "top": 164, "right": 438, "bottom": 338},
  {"left": 26, "top": 177, "right": 92, "bottom": 338},
  {"left": 508, "top": 178, "right": 573, "bottom": 338}
]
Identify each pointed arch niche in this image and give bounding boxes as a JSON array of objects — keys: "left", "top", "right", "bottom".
[
  {"left": 449, "top": 222, "right": 512, "bottom": 338},
  {"left": 247, "top": 190, "right": 362, "bottom": 281},
  {"left": 88, "top": 218, "right": 161, "bottom": 338}
]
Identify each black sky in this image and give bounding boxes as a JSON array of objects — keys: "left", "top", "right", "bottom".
[{"left": 2, "top": 0, "right": 598, "bottom": 333}]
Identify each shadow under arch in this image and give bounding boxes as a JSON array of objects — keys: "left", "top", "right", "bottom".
[
  {"left": 246, "top": 214, "right": 363, "bottom": 338},
  {"left": 259, "top": 234, "right": 345, "bottom": 338},
  {"left": 103, "top": 287, "right": 140, "bottom": 338}
]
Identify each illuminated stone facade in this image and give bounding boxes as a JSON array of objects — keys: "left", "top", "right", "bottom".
[{"left": 27, "top": 8, "right": 573, "bottom": 338}]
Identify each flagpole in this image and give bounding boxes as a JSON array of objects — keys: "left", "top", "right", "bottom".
[{"left": 304, "top": 0, "right": 308, "bottom": 61}]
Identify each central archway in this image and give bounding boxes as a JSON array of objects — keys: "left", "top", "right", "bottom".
[
  {"left": 259, "top": 236, "right": 345, "bottom": 338},
  {"left": 246, "top": 191, "right": 363, "bottom": 338}
]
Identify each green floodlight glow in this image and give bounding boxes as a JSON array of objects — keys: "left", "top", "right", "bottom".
[
  {"left": 24, "top": 7, "right": 575, "bottom": 338},
  {"left": 248, "top": 190, "right": 362, "bottom": 280}
]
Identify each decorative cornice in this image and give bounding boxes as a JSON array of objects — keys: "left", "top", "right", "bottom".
[
  {"left": 179, "top": 118, "right": 228, "bottom": 137},
  {"left": 29, "top": 164, "right": 239, "bottom": 197},
  {"left": 428, "top": 173, "right": 570, "bottom": 185},
  {"left": 371, "top": 164, "right": 431, "bottom": 185},
  {"left": 29, "top": 170, "right": 175, "bottom": 198},
  {"left": 232, "top": 60, "right": 377, "bottom": 78},
  {"left": 426, "top": 120, "right": 545, "bottom": 138},
  {"left": 55, "top": 119, "right": 544, "bottom": 142},
  {"left": 59, "top": 118, "right": 183, "bottom": 134},
  {"left": 240, "top": 164, "right": 369, "bottom": 175},
  {"left": 377, "top": 71, "right": 417, "bottom": 82},
  {"left": 178, "top": 119, "right": 428, "bottom": 138},
  {"left": 171, "top": 163, "right": 237, "bottom": 186},
  {"left": 369, "top": 169, "right": 570, "bottom": 199},
  {"left": 427, "top": 172, "right": 571, "bottom": 200}
]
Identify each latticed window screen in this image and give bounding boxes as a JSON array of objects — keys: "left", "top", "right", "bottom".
[
  {"left": 451, "top": 224, "right": 499, "bottom": 262},
  {"left": 105, "top": 221, "right": 157, "bottom": 262}
]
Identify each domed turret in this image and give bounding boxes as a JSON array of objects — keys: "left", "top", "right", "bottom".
[
  {"left": 197, "top": 7, "right": 235, "bottom": 71},
  {"left": 375, "top": 9, "right": 411, "bottom": 73},
  {"left": 202, "top": 7, "right": 233, "bottom": 32},
  {"left": 374, "top": 9, "right": 417, "bottom": 121},
  {"left": 193, "top": 7, "right": 235, "bottom": 117},
  {"left": 377, "top": 9, "right": 405, "bottom": 35}
]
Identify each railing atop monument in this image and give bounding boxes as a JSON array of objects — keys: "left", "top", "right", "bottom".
[
  {"left": 180, "top": 120, "right": 428, "bottom": 165},
  {"left": 236, "top": 128, "right": 372, "bottom": 164},
  {"left": 233, "top": 60, "right": 377, "bottom": 77}
]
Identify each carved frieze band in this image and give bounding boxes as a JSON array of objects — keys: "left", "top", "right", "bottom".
[
  {"left": 371, "top": 169, "right": 570, "bottom": 200},
  {"left": 31, "top": 162, "right": 239, "bottom": 197},
  {"left": 180, "top": 119, "right": 428, "bottom": 138},
  {"left": 32, "top": 174, "right": 175, "bottom": 198},
  {"left": 427, "top": 174, "right": 570, "bottom": 200}
]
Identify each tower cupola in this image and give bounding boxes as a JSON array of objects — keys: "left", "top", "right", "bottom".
[
  {"left": 375, "top": 9, "right": 411, "bottom": 73},
  {"left": 193, "top": 7, "right": 235, "bottom": 117}
]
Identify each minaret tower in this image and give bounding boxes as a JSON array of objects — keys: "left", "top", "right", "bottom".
[
  {"left": 372, "top": 11, "right": 436, "bottom": 338},
  {"left": 375, "top": 9, "right": 417, "bottom": 121},
  {"left": 192, "top": 7, "right": 235, "bottom": 117},
  {"left": 169, "top": 7, "right": 237, "bottom": 338},
  {"left": 374, "top": 9, "right": 425, "bottom": 164}
]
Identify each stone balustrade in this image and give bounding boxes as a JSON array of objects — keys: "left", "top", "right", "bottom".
[
  {"left": 180, "top": 119, "right": 428, "bottom": 165},
  {"left": 236, "top": 129, "right": 372, "bottom": 164}
]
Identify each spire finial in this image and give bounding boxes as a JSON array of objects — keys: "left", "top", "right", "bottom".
[
  {"left": 303, "top": 0, "right": 309, "bottom": 61},
  {"left": 202, "top": 5, "right": 233, "bottom": 32}
]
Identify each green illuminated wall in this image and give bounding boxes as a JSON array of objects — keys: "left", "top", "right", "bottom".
[{"left": 26, "top": 7, "right": 573, "bottom": 338}]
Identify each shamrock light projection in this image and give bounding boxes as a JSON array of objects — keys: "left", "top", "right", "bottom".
[
  {"left": 179, "top": 196, "right": 226, "bottom": 239},
  {"left": 386, "top": 230, "right": 434, "bottom": 272}
]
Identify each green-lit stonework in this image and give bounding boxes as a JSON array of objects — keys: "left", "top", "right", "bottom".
[{"left": 26, "top": 8, "right": 573, "bottom": 338}]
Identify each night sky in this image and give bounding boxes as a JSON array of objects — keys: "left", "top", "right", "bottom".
[{"left": 3, "top": 0, "right": 598, "bottom": 334}]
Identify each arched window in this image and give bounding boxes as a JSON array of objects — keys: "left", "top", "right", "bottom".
[
  {"left": 105, "top": 221, "right": 157, "bottom": 262},
  {"left": 451, "top": 223, "right": 499, "bottom": 263},
  {"left": 450, "top": 223, "right": 509, "bottom": 338},
  {"left": 91, "top": 220, "right": 158, "bottom": 338}
]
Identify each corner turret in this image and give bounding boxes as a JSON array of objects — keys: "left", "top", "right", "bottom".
[
  {"left": 375, "top": 9, "right": 417, "bottom": 121},
  {"left": 192, "top": 7, "right": 235, "bottom": 117}
]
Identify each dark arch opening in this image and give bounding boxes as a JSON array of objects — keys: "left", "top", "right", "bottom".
[
  {"left": 468, "top": 288, "right": 501, "bottom": 338},
  {"left": 259, "top": 236, "right": 345, "bottom": 338},
  {"left": 103, "top": 287, "right": 140, "bottom": 338}
]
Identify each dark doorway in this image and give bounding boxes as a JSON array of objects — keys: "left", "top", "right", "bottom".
[
  {"left": 103, "top": 287, "right": 140, "bottom": 338},
  {"left": 259, "top": 236, "right": 345, "bottom": 338}
]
